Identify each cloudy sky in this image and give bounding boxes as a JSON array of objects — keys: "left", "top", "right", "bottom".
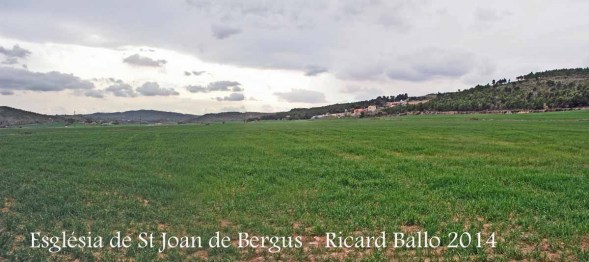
[{"left": 1, "top": 0, "right": 588, "bottom": 115}]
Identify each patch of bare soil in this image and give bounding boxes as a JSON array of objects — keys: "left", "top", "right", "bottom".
[
  {"left": 157, "top": 223, "right": 168, "bottom": 231},
  {"left": 2, "top": 198, "right": 15, "bottom": 213},
  {"left": 581, "top": 236, "right": 589, "bottom": 252},
  {"left": 191, "top": 250, "right": 209, "bottom": 260},
  {"left": 400, "top": 224, "right": 423, "bottom": 233},
  {"left": 220, "top": 219, "right": 232, "bottom": 228}
]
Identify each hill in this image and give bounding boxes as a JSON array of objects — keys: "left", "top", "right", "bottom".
[
  {"left": 83, "top": 110, "right": 197, "bottom": 124},
  {"left": 259, "top": 93, "right": 413, "bottom": 120},
  {"left": 386, "top": 68, "right": 589, "bottom": 114},
  {"left": 193, "top": 112, "right": 270, "bottom": 123},
  {"left": 0, "top": 106, "right": 62, "bottom": 127},
  {"left": 255, "top": 68, "right": 589, "bottom": 120}
]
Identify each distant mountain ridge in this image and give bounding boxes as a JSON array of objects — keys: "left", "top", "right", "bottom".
[
  {"left": 0, "top": 107, "right": 270, "bottom": 126},
  {"left": 0, "top": 106, "right": 62, "bottom": 127},
  {"left": 196, "top": 112, "right": 270, "bottom": 122},
  {"left": 81, "top": 110, "right": 269, "bottom": 123},
  {"left": 83, "top": 110, "right": 197, "bottom": 123}
]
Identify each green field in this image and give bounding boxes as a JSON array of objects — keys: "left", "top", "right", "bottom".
[{"left": 1, "top": 111, "right": 588, "bottom": 261}]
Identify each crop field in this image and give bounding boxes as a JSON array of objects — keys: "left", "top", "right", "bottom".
[{"left": 1, "top": 111, "right": 588, "bottom": 261}]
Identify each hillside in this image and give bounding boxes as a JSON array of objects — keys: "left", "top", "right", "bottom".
[
  {"left": 193, "top": 112, "right": 270, "bottom": 123},
  {"left": 260, "top": 94, "right": 412, "bottom": 120},
  {"left": 0, "top": 106, "right": 62, "bottom": 127},
  {"left": 255, "top": 68, "right": 589, "bottom": 120},
  {"left": 386, "top": 68, "right": 589, "bottom": 114},
  {"left": 83, "top": 110, "right": 197, "bottom": 124}
]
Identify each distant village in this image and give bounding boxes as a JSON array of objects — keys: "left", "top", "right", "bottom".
[{"left": 310, "top": 100, "right": 425, "bottom": 119}]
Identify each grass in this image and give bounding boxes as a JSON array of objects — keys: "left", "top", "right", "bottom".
[{"left": 1, "top": 110, "right": 588, "bottom": 261}]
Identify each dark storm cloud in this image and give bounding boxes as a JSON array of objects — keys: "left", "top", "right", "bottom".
[
  {"left": 304, "top": 65, "right": 328, "bottom": 76},
  {"left": 274, "top": 89, "right": 327, "bottom": 103},
  {"left": 135, "top": 82, "right": 179, "bottom": 96},
  {"left": 0, "top": 66, "right": 94, "bottom": 92},
  {"left": 0, "top": 44, "right": 31, "bottom": 58},
  {"left": 216, "top": 92, "right": 245, "bottom": 101},
  {"left": 105, "top": 82, "right": 137, "bottom": 97},
  {"left": 211, "top": 24, "right": 241, "bottom": 39},
  {"left": 123, "top": 54, "right": 167, "bottom": 67}
]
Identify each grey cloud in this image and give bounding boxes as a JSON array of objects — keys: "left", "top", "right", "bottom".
[
  {"left": 0, "top": 45, "right": 31, "bottom": 58},
  {"left": 386, "top": 49, "right": 475, "bottom": 81},
  {"left": 304, "top": 65, "right": 328, "bottom": 76},
  {"left": 123, "top": 54, "right": 167, "bottom": 67},
  {"left": 274, "top": 88, "right": 327, "bottom": 103},
  {"left": 476, "top": 8, "right": 512, "bottom": 22},
  {"left": 185, "top": 85, "right": 207, "bottom": 93},
  {"left": 105, "top": 82, "right": 137, "bottom": 97},
  {"left": 211, "top": 24, "right": 241, "bottom": 39},
  {"left": 0, "top": 66, "right": 94, "bottom": 92},
  {"left": 216, "top": 92, "right": 245, "bottom": 101},
  {"left": 2, "top": 57, "right": 19, "bottom": 65},
  {"left": 185, "top": 70, "right": 206, "bottom": 76},
  {"left": 340, "top": 85, "right": 384, "bottom": 101},
  {"left": 83, "top": 89, "right": 105, "bottom": 98},
  {"left": 0, "top": 90, "right": 14, "bottom": 95},
  {"left": 0, "top": 1, "right": 422, "bottom": 79},
  {"left": 186, "top": 81, "right": 243, "bottom": 93},
  {"left": 208, "top": 81, "right": 241, "bottom": 91},
  {"left": 136, "top": 82, "right": 179, "bottom": 96},
  {"left": 2, "top": 0, "right": 589, "bottom": 86}
]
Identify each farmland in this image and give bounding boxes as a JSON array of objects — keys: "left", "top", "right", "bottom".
[{"left": 1, "top": 111, "right": 588, "bottom": 261}]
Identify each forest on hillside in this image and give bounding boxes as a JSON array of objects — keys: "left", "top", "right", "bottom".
[{"left": 386, "top": 68, "right": 589, "bottom": 114}]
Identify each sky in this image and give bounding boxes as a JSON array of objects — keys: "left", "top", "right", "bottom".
[{"left": 1, "top": 0, "right": 589, "bottom": 115}]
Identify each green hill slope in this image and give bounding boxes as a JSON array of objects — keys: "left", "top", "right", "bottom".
[
  {"left": 0, "top": 106, "right": 62, "bottom": 127},
  {"left": 388, "top": 68, "right": 589, "bottom": 113}
]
